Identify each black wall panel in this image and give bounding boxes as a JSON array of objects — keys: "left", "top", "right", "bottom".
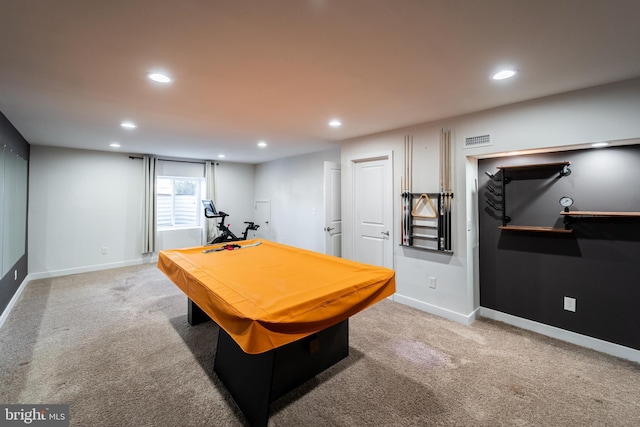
[
  {"left": 479, "top": 145, "right": 640, "bottom": 350},
  {"left": 0, "top": 111, "right": 30, "bottom": 316}
]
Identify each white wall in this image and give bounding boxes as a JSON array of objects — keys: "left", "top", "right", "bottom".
[
  {"left": 341, "top": 78, "right": 640, "bottom": 326},
  {"left": 156, "top": 227, "right": 204, "bottom": 252},
  {"left": 255, "top": 149, "right": 340, "bottom": 252},
  {"left": 213, "top": 161, "right": 256, "bottom": 238},
  {"left": 28, "top": 147, "right": 257, "bottom": 276},
  {"left": 28, "top": 146, "right": 147, "bottom": 276}
]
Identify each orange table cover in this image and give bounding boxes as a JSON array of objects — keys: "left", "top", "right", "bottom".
[{"left": 158, "top": 239, "right": 395, "bottom": 354}]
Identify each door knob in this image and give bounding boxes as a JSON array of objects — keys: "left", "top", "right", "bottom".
[{"left": 324, "top": 227, "right": 334, "bottom": 232}]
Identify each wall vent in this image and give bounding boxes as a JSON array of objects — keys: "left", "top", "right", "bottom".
[{"left": 464, "top": 134, "right": 492, "bottom": 149}]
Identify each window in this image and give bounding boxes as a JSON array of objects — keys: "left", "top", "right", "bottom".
[{"left": 157, "top": 177, "right": 206, "bottom": 229}]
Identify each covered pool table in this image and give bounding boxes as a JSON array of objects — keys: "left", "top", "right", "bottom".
[{"left": 158, "top": 239, "right": 395, "bottom": 426}]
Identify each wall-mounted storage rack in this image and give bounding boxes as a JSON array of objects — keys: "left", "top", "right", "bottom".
[
  {"left": 401, "top": 192, "right": 453, "bottom": 252},
  {"left": 485, "top": 161, "right": 571, "bottom": 233},
  {"left": 400, "top": 129, "right": 453, "bottom": 253}
]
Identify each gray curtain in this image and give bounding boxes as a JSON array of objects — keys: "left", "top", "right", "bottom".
[
  {"left": 142, "top": 156, "right": 157, "bottom": 253},
  {"left": 204, "top": 161, "right": 216, "bottom": 244}
]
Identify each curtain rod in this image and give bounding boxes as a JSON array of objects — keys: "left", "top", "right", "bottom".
[{"left": 129, "top": 156, "right": 219, "bottom": 165}]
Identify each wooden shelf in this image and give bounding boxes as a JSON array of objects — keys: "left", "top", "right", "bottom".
[
  {"left": 560, "top": 211, "right": 640, "bottom": 218},
  {"left": 496, "top": 161, "right": 570, "bottom": 171},
  {"left": 498, "top": 225, "right": 573, "bottom": 233}
]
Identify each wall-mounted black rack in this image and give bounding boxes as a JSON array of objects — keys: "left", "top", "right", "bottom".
[
  {"left": 401, "top": 192, "right": 453, "bottom": 252},
  {"left": 485, "top": 161, "right": 571, "bottom": 233}
]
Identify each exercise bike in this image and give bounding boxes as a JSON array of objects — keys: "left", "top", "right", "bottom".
[{"left": 202, "top": 200, "right": 260, "bottom": 244}]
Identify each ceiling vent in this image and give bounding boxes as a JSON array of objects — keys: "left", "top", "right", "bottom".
[{"left": 464, "top": 134, "right": 492, "bottom": 149}]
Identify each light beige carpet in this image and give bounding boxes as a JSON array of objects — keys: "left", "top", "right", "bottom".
[{"left": 1, "top": 264, "right": 638, "bottom": 426}]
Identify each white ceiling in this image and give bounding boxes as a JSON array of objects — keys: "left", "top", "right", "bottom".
[{"left": 1, "top": 0, "right": 640, "bottom": 164}]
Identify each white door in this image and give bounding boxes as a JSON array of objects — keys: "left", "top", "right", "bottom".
[
  {"left": 323, "top": 161, "right": 342, "bottom": 257},
  {"left": 353, "top": 154, "right": 393, "bottom": 268},
  {"left": 254, "top": 200, "right": 271, "bottom": 240}
]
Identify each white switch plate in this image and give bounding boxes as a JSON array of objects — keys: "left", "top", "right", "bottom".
[{"left": 564, "top": 296, "right": 576, "bottom": 312}]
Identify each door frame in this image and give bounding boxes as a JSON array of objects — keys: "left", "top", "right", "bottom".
[
  {"left": 254, "top": 199, "right": 271, "bottom": 240},
  {"left": 348, "top": 150, "right": 394, "bottom": 269},
  {"left": 323, "top": 161, "right": 342, "bottom": 256}
]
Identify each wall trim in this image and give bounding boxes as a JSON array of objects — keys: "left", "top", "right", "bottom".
[
  {"left": 393, "top": 294, "right": 477, "bottom": 326},
  {"left": 480, "top": 307, "right": 640, "bottom": 364},
  {"left": 0, "top": 274, "right": 30, "bottom": 329}
]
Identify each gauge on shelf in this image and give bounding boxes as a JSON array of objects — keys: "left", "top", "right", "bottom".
[{"left": 559, "top": 196, "right": 574, "bottom": 212}]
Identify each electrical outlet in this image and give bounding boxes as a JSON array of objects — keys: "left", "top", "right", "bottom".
[
  {"left": 564, "top": 296, "right": 576, "bottom": 312},
  {"left": 101, "top": 247, "right": 108, "bottom": 255},
  {"left": 428, "top": 276, "right": 437, "bottom": 289}
]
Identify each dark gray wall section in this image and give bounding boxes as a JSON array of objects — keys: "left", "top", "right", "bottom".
[
  {"left": 479, "top": 145, "right": 640, "bottom": 350},
  {"left": 0, "top": 111, "right": 30, "bottom": 316}
]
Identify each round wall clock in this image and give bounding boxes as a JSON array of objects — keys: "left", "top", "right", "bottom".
[{"left": 559, "top": 196, "right": 574, "bottom": 211}]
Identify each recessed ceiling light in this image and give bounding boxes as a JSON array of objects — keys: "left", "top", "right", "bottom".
[
  {"left": 257, "top": 141, "right": 267, "bottom": 148},
  {"left": 329, "top": 119, "right": 342, "bottom": 127},
  {"left": 492, "top": 69, "right": 517, "bottom": 80},
  {"left": 120, "top": 121, "right": 137, "bottom": 129},
  {"left": 147, "top": 72, "right": 172, "bottom": 83},
  {"left": 110, "top": 142, "right": 121, "bottom": 148},
  {"left": 592, "top": 142, "right": 609, "bottom": 148},
  {"left": 218, "top": 154, "right": 226, "bottom": 159}
]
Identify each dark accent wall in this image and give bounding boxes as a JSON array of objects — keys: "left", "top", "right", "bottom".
[
  {"left": 0, "top": 111, "right": 30, "bottom": 316},
  {"left": 479, "top": 145, "right": 640, "bottom": 351}
]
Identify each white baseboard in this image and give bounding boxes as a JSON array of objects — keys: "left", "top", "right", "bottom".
[
  {"left": 390, "top": 296, "right": 640, "bottom": 363},
  {"left": 27, "top": 256, "right": 159, "bottom": 280},
  {"left": 0, "top": 275, "right": 31, "bottom": 329},
  {"left": 393, "top": 294, "right": 478, "bottom": 326},
  {"left": 480, "top": 307, "right": 640, "bottom": 364}
]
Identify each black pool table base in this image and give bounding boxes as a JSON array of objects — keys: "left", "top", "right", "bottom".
[{"left": 187, "top": 299, "right": 349, "bottom": 427}]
